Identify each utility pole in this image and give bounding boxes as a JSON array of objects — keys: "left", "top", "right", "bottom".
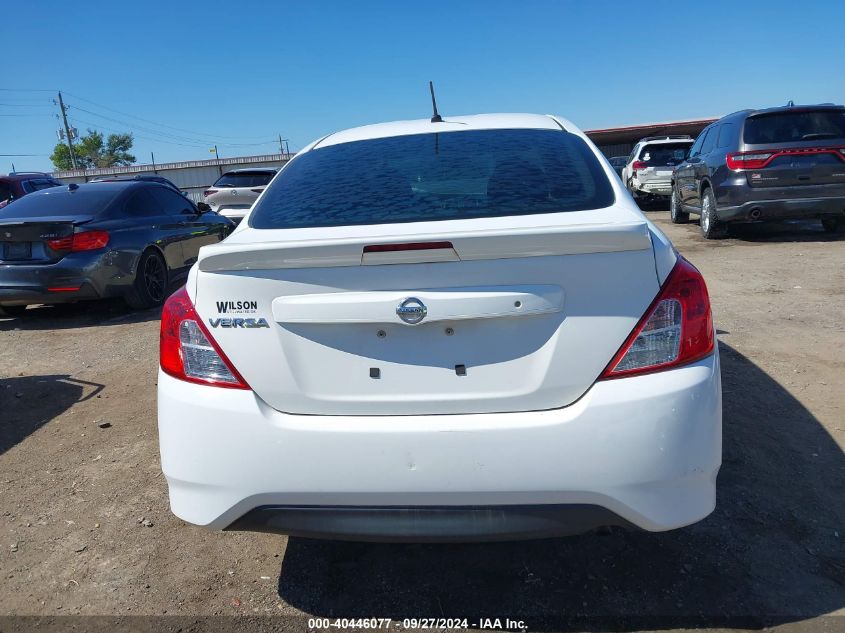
[
  {"left": 57, "top": 92, "right": 77, "bottom": 170},
  {"left": 151, "top": 152, "right": 157, "bottom": 174},
  {"left": 212, "top": 145, "right": 222, "bottom": 176}
]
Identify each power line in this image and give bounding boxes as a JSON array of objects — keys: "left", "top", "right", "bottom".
[
  {"left": 0, "top": 103, "right": 53, "bottom": 107},
  {"left": 68, "top": 116, "right": 216, "bottom": 149},
  {"left": 0, "top": 88, "right": 57, "bottom": 92},
  {"left": 67, "top": 103, "right": 278, "bottom": 147},
  {"left": 68, "top": 115, "right": 277, "bottom": 151},
  {"left": 62, "top": 91, "right": 274, "bottom": 141}
]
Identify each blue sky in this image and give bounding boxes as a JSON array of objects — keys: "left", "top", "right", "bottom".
[{"left": 4, "top": 0, "right": 844, "bottom": 172}]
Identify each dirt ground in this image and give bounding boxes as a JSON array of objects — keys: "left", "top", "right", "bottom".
[{"left": 1, "top": 211, "right": 843, "bottom": 632}]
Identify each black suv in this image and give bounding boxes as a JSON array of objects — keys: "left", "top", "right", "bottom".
[{"left": 670, "top": 104, "right": 845, "bottom": 238}]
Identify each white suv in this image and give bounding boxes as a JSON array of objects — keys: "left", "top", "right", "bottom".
[
  {"left": 157, "top": 114, "right": 721, "bottom": 542},
  {"left": 621, "top": 136, "right": 693, "bottom": 201},
  {"left": 202, "top": 168, "right": 277, "bottom": 224}
]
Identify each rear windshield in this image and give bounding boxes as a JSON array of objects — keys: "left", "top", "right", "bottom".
[
  {"left": 0, "top": 187, "right": 121, "bottom": 218},
  {"left": 213, "top": 171, "right": 275, "bottom": 188},
  {"left": 744, "top": 110, "right": 845, "bottom": 144},
  {"left": 637, "top": 143, "right": 691, "bottom": 167},
  {"left": 22, "top": 179, "right": 63, "bottom": 193},
  {"left": 249, "top": 129, "right": 614, "bottom": 229}
]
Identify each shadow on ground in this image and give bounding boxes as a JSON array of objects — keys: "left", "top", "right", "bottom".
[
  {"left": 642, "top": 203, "right": 845, "bottom": 244},
  {"left": 277, "top": 342, "right": 844, "bottom": 629},
  {"left": 0, "top": 374, "right": 104, "bottom": 454},
  {"left": 0, "top": 299, "right": 161, "bottom": 332},
  {"left": 726, "top": 219, "right": 845, "bottom": 243}
]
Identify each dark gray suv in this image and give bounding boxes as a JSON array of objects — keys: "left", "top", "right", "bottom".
[{"left": 670, "top": 104, "right": 845, "bottom": 238}]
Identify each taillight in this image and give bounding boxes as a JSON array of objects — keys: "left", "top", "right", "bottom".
[
  {"left": 632, "top": 161, "right": 648, "bottom": 170},
  {"left": 726, "top": 151, "right": 774, "bottom": 170},
  {"left": 728, "top": 146, "right": 845, "bottom": 170},
  {"left": 47, "top": 230, "right": 109, "bottom": 252},
  {"left": 250, "top": 188, "right": 264, "bottom": 194},
  {"left": 160, "top": 286, "right": 250, "bottom": 389},
  {"left": 203, "top": 189, "right": 217, "bottom": 197},
  {"left": 363, "top": 241, "right": 454, "bottom": 253},
  {"left": 600, "top": 257, "right": 714, "bottom": 379}
]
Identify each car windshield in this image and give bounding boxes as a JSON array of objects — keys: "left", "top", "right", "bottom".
[
  {"left": 0, "top": 186, "right": 121, "bottom": 218},
  {"left": 638, "top": 143, "right": 690, "bottom": 167},
  {"left": 249, "top": 128, "right": 614, "bottom": 229},
  {"left": 213, "top": 172, "right": 275, "bottom": 188},
  {"left": 744, "top": 110, "right": 845, "bottom": 144}
]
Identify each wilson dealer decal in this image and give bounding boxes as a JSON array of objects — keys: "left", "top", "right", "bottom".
[{"left": 216, "top": 300, "right": 258, "bottom": 314}]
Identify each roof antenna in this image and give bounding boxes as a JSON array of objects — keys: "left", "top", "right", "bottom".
[
  {"left": 429, "top": 81, "right": 443, "bottom": 123},
  {"left": 787, "top": 100, "right": 794, "bottom": 107}
]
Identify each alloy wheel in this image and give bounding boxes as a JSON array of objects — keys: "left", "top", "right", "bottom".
[{"left": 144, "top": 255, "right": 166, "bottom": 302}]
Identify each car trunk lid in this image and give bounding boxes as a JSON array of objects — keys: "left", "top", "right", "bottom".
[
  {"left": 741, "top": 109, "right": 845, "bottom": 188},
  {"left": 0, "top": 216, "right": 94, "bottom": 264},
  {"left": 191, "top": 208, "right": 662, "bottom": 415},
  {"left": 742, "top": 145, "right": 845, "bottom": 188}
]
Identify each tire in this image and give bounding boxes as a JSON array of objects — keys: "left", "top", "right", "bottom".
[
  {"left": 670, "top": 187, "right": 689, "bottom": 224},
  {"left": 821, "top": 217, "right": 842, "bottom": 233},
  {"left": 699, "top": 188, "right": 728, "bottom": 239},
  {"left": 1, "top": 305, "right": 28, "bottom": 317},
  {"left": 125, "top": 249, "right": 169, "bottom": 310}
]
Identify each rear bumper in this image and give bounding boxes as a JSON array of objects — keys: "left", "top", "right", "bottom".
[
  {"left": 158, "top": 352, "right": 722, "bottom": 540},
  {"left": 718, "top": 195, "right": 845, "bottom": 222},
  {"left": 632, "top": 179, "right": 673, "bottom": 197},
  {"left": 0, "top": 251, "right": 116, "bottom": 306},
  {"left": 227, "top": 504, "right": 636, "bottom": 542}
]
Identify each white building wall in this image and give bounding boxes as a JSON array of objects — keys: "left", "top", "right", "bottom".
[{"left": 52, "top": 154, "right": 292, "bottom": 202}]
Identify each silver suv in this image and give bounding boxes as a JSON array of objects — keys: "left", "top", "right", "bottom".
[{"left": 202, "top": 168, "right": 277, "bottom": 224}]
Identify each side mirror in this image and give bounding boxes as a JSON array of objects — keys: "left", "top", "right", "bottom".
[{"left": 196, "top": 202, "right": 212, "bottom": 213}]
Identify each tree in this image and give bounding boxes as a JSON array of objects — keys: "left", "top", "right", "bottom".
[{"left": 51, "top": 129, "right": 136, "bottom": 170}]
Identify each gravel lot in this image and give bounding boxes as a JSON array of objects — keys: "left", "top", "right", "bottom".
[{"left": 1, "top": 212, "right": 843, "bottom": 631}]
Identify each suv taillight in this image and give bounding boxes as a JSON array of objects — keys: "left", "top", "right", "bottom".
[
  {"left": 203, "top": 189, "right": 217, "bottom": 197},
  {"left": 160, "top": 286, "right": 250, "bottom": 389},
  {"left": 600, "top": 257, "right": 714, "bottom": 379},
  {"left": 726, "top": 151, "right": 774, "bottom": 170},
  {"left": 47, "top": 230, "right": 109, "bottom": 252},
  {"left": 728, "top": 146, "right": 845, "bottom": 170},
  {"left": 632, "top": 160, "right": 648, "bottom": 170}
]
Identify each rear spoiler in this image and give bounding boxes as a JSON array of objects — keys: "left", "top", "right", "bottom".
[{"left": 196, "top": 221, "right": 652, "bottom": 272}]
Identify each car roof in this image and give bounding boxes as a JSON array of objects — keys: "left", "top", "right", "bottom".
[
  {"left": 315, "top": 113, "right": 567, "bottom": 149},
  {"left": 720, "top": 103, "right": 845, "bottom": 121},
  {"left": 638, "top": 138, "right": 694, "bottom": 146},
  {"left": 28, "top": 180, "right": 154, "bottom": 196},
  {"left": 747, "top": 103, "right": 844, "bottom": 117},
  {"left": 1, "top": 173, "right": 55, "bottom": 182},
  {"left": 226, "top": 168, "right": 278, "bottom": 174}
]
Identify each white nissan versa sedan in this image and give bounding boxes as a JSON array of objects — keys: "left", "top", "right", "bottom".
[{"left": 158, "top": 113, "right": 721, "bottom": 542}]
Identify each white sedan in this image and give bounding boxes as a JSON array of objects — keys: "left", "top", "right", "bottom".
[{"left": 157, "top": 113, "right": 721, "bottom": 542}]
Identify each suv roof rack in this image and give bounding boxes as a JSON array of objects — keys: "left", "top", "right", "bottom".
[
  {"left": 8, "top": 171, "right": 49, "bottom": 176},
  {"left": 641, "top": 135, "right": 693, "bottom": 142}
]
